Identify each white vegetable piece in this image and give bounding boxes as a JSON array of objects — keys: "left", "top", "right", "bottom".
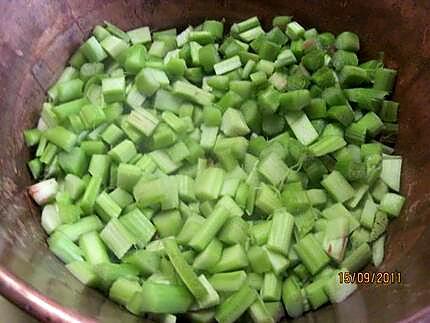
[
  {"left": 41, "top": 204, "right": 60, "bottom": 234},
  {"left": 28, "top": 178, "right": 58, "bottom": 205}
]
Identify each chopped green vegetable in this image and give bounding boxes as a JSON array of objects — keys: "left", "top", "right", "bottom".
[{"left": 26, "top": 17, "right": 405, "bottom": 322}]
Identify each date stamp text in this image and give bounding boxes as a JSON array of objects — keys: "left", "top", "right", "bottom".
[{"left": 338, "top": 271, "right": 401, "bottom": 285}]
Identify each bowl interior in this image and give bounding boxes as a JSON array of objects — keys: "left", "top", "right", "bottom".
[{"left": 1, "top": 0, "right": 430, "bottom": 322}]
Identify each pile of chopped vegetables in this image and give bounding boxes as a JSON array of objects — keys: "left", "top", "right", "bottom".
[{"left": 25, "top": 16, "right": 405, "bottom": 323}]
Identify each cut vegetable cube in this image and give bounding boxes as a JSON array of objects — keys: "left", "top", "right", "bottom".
[
  {"left": 194, "top": 167, "right": 225, "bottom": 201},
  {"left": 100, "top": 218, "right": 135, "bottom": 259},
  {"left": 321, "top": 171, "right": 355, "bottom": 203},
  {"left": 379, "top": 192, "right": 405, "bottom": 217}
]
